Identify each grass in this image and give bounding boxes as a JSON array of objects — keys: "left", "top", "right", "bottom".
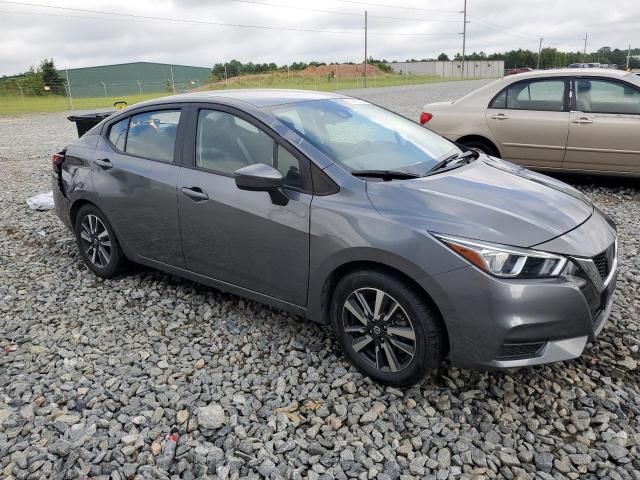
[
  {"left": 0, "top": 92, "right": 169, "bottom": 116},
  {"left": 0, "top": 73, "right": 479, "bottom": 115}
]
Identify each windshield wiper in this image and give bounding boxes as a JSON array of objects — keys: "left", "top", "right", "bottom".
[
  {"left": 351, "top": 169, "right": 422, "bottom": 180},
  {"left": 424, "top": 149, "right": 479, "bottom": 176}
]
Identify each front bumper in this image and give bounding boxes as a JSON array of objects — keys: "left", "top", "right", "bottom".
[{"left": 423, "top": 236, "right": 617, "bottom": 369}]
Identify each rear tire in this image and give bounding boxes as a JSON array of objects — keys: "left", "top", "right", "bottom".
[
  {"left": 74, "top": 204, "right": 126, "bottom": 278},
  {"left": 331, "top": 270, "right": 445, "bottom": 386},
  {"left": 460, "top": 138, "right": 500, "bottom": 158}
]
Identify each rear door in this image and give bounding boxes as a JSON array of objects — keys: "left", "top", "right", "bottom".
[
  {"left": 92, "top": 106, "right": 185, "bottom": 266},
  {"left": 177, "top": 105, "right": 312, "bottom": 306},
  {"left": 486, "top": 77, "right": 570, "bottom": 169},
  {"left": 563, "top": 77, "right": 640, "bottom": 174}
]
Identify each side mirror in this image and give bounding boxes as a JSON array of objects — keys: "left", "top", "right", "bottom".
[{"left": 234, "top": 163, "right": 288, "bottom": 206}]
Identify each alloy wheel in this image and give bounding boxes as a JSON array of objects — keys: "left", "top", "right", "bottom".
[
  {"left": 79, "top": 214, "right": 111, "bottom": 268},
  {"left": 342, "top": 287, "right": 416, "bottom": 373}
]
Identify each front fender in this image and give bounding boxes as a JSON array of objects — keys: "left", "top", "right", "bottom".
[{"left": 307, "top": 246, "right": 435, "bottom": 324}]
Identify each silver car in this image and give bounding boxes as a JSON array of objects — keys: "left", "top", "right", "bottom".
[{"left": 53, "top": 90, "right": 617, "bottom": 386}]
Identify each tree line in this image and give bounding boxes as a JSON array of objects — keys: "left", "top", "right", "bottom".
[
  {"left": 0, "top": 59, "right": 65, "bottom": 96},
  {"left": 411, "top": 46, "right": 640, "bottom": 69},
  {"left": 2, "top": 46, "right": 638, "bottom": 97}
]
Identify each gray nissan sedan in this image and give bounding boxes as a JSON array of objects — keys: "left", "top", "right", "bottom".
[{"left": 52, "top": 90, "right": 617, "bottom": 386}]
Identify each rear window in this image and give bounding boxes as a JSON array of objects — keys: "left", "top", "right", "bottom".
[
  {"left": 126, "top": 110, "right": 181, "bottom": 162},
  {"left": 490, "top": 79, "right": 565, "bottom": 111}
]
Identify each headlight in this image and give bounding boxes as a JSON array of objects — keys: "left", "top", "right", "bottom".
[{"left": 432, "top": 233, "right": 567, "bottom": 278}]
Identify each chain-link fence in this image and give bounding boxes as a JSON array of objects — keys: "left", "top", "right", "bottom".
[{"left": 1, "top": 73, "right": 473, "bottom": 115}]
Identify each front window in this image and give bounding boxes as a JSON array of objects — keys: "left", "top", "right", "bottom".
[
  {"left": 575, "top": 79, "right": 640, "bottom": 114},
  {"left": 196, "top": 109, "right": 309, "bottom": 190},
  {"left": 268, "top": 99, "right": 459, "bottom": 173}
]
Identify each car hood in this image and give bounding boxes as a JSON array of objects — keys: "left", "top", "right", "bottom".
[{"left": 366, "top": 158, "right": 593, "bottom": 248}]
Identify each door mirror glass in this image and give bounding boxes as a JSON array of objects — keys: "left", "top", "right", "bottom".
[{"left": 234, "top": 163, "right": 288, "bottom": 205}]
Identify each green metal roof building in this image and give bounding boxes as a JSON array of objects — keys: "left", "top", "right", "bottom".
[{"left": 64, "top": 61, "right": 211, "bottom": 98}]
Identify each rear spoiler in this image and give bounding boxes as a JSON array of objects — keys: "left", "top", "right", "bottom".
[{"left": 68, "top": 101, "right": 128, "bottom": 137}]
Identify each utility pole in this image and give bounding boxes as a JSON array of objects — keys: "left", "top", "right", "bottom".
[
  {"left": 65, "top": 69, "right": 74, "bottom": 110},
  {"left": 582, "top": 33, "right": 588, "bottom": 62},
  {"left": 170, "top": 65, "right": 176, "bottom": 94},
  {"left": 536, "top": 37, "right": 543, "bottom": 69},
  {"left": 627, "top": 44, "right": 631, "bottom": 70},
  {"left": 460, "top": 0, "right": 468, "bottom": 78},
  {"left": 364, "top": 10, "right": 368, "bottom": 88}
]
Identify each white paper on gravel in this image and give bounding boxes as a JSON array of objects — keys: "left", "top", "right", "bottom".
[{"left": 26, "top": 191, "right": 55, "bottom": 211}]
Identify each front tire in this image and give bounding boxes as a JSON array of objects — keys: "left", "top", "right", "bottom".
[
  {"left": 331, "top": 270, "right": 445, "bottom": 386},
  {"left": 74, "top": 204, "right": 125, "bottom": 278}
]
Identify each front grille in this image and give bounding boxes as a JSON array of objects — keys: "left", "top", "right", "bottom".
[
  {"left": 496, "top": 341, "right": 546, "bottom": 360},
  {"left": 592, "top": 251, "right": 609, "bottom": 280},
  {"left": 574, "top": 267, "right": 604, "bottom": 321}
]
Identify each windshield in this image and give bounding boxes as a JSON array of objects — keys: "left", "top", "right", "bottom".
[{"left": 267, "top": 98, "right": 460, "bottom": 172}]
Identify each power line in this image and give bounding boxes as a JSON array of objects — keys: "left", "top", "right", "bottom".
[
  {"left": 468, "top": 15, "right": 538, "bottom": 41},
  {"left": 332, "top": 0, "right": 458, "bottom": 13},
  {"left": 231, "top": 0, "right": 460, "bottom": 22},
  {"left": 0, "top": 1, "right": 458, "bottom": 36}
]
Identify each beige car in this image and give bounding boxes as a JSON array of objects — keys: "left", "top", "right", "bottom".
[{"left": 421, "top": 69, "right": 640, "bottom": 176}]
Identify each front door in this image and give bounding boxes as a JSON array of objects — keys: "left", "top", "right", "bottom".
[
  {"left": 92, "top": 107, "right": 184, "bottom": 266},
  {"left": 177, "top": 106, "right": 312, "bottom": 306},
  {"left": 563, "top": 77, "right": 640, "bottom": 174},
  {"left": 486, "top": 77, "right": 570, "bottom": 169}
]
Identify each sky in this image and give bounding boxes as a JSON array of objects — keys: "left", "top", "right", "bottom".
[{"left": 0, "top": 0, "right": 638, "bottom": 76}]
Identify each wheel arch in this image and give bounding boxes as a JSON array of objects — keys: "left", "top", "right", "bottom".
[
  {"left": 69, "top": 198, "right": 96, "bottom": 228},
  {"left": 317, "top": 260, "right": 450, "bottom": 354},
  {"left": 456, "top": 134, "right": 501, "bottom": 158}
]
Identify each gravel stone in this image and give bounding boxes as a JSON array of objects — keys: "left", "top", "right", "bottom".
[
  {"left": 197, "top": 404, "right": 226, "bottom": 429},
  {"left": 1, "top": 81, "right": 639, "bottom": 479},
  {"left": 534, "top": 452, "right": 554, "bottom": 473}
]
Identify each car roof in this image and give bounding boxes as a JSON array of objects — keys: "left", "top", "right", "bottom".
[
  {"left": 505, "top": 68, "right": 635, "bottom": 80},
  {"left": 132, "top": 89, "right": 347, "bottom": 109}
]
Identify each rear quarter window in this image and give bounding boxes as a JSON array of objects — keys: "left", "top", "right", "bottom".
[{"left": 108, "top": 118, "right": 129, "bottom": 150}]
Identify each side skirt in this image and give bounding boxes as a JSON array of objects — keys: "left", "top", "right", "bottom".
[{"left": 128, "top": 253, "right": 315, "bottom": 321}]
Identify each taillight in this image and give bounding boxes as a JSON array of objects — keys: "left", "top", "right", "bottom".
[
  {"left": 52, "top": 153, "right": 64, "bottom": 172},
  {"left": 419, "top": 112, "right": 433, "bottom": 125}
]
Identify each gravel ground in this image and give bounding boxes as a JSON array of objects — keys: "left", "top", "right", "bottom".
[
  {"left": 340, "top": 79, "right": 495, "bottom": 119},
  {"left": 1, "top": 81, "right": 639, "bottom": 480}
]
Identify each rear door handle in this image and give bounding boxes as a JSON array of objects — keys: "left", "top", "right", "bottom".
[
  {"left": 572, "top": 117, "right": 593, "bottom": 124},
  {"left": 95, "top": 158, "right": 112, "bottom": 169},
  {"left": 490, "top": 113, "right": 509, "bottom": 120},
  {"left": 181, "top": 187, "right": 209, "bottom": 201}
]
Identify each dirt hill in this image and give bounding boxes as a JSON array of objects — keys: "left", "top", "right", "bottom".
[{"left": 301, "top": 64, "right": 384, "bottom": 76}]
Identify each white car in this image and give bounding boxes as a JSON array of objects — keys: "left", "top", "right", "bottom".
[{"left": 420, "top": 69, "right": 640, "bottom": 177}]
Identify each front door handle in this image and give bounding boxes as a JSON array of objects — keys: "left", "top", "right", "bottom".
[
  {"left": 95, "top": 158, "right": 112, "bottom": 169},
  {"left": 572, "top": 117, "right": 593, "bottom": 124},
  {"left": 489, "top": 113, "right": 509, "bottom": 120},
  {"left": 181, "top": 187, "right": 209, "bottom": 201}
]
